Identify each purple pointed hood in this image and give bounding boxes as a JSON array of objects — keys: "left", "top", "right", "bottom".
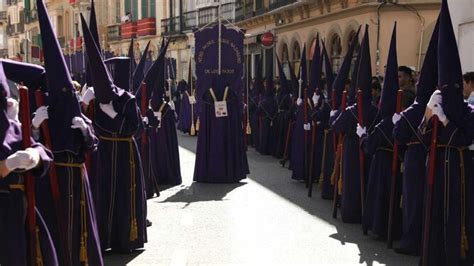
[
  {"left": 1, "top": 59, "right": 46, "bottom": 90},
  {"left": 355, "top": 25, "right": 372, "bottom": 111},
  {"left": 81, "top": 14, "right": 122, "bottom": 103},
  {"left": 276, "top": 56, "right": 290, "bottom": 95},
  {"left": 309, "top": 34, "right": 321, "bottom": 96},
  {"left": 322, "top": 40, "right": 334, "bottom": 98},
  {"left": 104, "top": 56, "right": 131, "bottom": 91},
  {"left": 37, "top": 0, "right": 84, "bottom": 153},
  {"left": 379, "top": 23, "right": 399, "bottom": 118},
  {"left": 133, "top": 41, "right": 151, "bottom": 92},
  {"left": 438, "top": 0, "right": 465, "bottom": 123}
]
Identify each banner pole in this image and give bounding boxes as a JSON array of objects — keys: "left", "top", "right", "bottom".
[{"left": 218, "top": 1, "right": 222, "bottom": 75}]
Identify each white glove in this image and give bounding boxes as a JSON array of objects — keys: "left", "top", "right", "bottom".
[
  {"left": 189, "top": 95, "right": 197, "bottom": 105},
  {"left": 81, "top": 87, "right": 95, "bottom": 106},
  {"left": 356, "top": 124, "right": 366, "bottom": 138},
  {"left": 32, "top": 106, "right": 49, "bottom": 129},
  {"left": 330, "top": 110, "right": 338, "bottom": 118},
  {"left": 71, "top": 117, "right": 88, "bottom": 134},
  {"left": 427, "top": 90, "right": 442, "bottom": 109},
  {"left": 168, "top": 101, "right": 176, "bottom": 111},
  {"left": 296, "top": 98, "right": 303, "bottom": 106},
  {"left": 143, "top": 116, "right": 149, "bottom": 125},
  {"left": 5, "top": 148, "right": 40, "bottom": 171},
  {"left": 392, "top": 113, "right": 401, "bottom": 125},
  {"left": 303, "top": 123, "right": 311, "bottom": 131},
  {"left": 99, "top": 101, "right": 118, "bottom": 119},
  {"left": 312, "top": 93, "right": 320, "bottom": 106},
  {"left": 431, "top": 104, "right": 448, "bottom": 124},
  {"left": 6, "top": 98, "right": 19, "bottom": 121}
]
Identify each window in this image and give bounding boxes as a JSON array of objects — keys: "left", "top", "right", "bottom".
[
  {"left": 281, "top": 43, "right": 290, "bottom": 77},
  {"left": 292, "top": 41, "right": 301, "bottom": 71},
  {"left": 57, "top": 16, "right": 64, "bottom": 37},
  {"left": 124, "top": 0, "right": 138, "bottom": 21},
  {"left": 330, "top": 34, "right": 342, "bottom": 72},
  {"left": 347, "top": 30, "right": 360, "bottom": 75},
  {"left": 141, "top": 0, "right": 156, "bottom": 18},
  {"left": 198, "top": 7, "right": 217, "bottom": 26}
]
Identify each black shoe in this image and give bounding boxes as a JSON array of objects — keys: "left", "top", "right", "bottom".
[
  {"left": 395, "top": 247, "right": 419, "bottom": 256},
  {"left": 146, "top": 219, "right": 152, "bottom": 227}
]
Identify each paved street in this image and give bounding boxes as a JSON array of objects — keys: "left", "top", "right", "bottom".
[{"left": 104, "top": 133, "right": 418, "bottom": 266}]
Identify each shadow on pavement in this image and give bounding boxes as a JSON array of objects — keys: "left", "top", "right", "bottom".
[
  {"left": 176, "top": 132, "right": 416, "bottom": 265},
  {"left": 244, "top": 146, "right": 417, "bottom": 266},
  {"left": 161, "top": 182, "right": 247, "bottom": 208},
  {"left": 103, "top": 249, "right": 144, "bottom": 266}
]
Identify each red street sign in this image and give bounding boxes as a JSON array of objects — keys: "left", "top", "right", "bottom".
[{"left": 259, "top": 32, "right": 274, "bottom": 49}]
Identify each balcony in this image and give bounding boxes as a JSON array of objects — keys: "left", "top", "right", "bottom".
[
  {"left": 68, "top": 37, "right": 82, "bottom": 50},
  {"left": 0, "top": 11, "right": 7, "bottom": 22},
  {"left": 244, "top": 2, "right": 253, "bottom": 19},
  {"left": 161, "top": 17, "right": 182, "bottom": 36},
  {"left": 196, "top": 0, "right": 220, "bottom": 9},
  {"left": 235, "top": 1, "right": 244, "bottom": 22},
  {"left": 121, "top": 21, "right": 137, "bottom": 39},
  {"left": 7, "top": 23, "right": 25, "bottom": 35},
  {"left": 107, "top": 24, "right": 121, "bottom": 42},
  {"left": 24, "top": 9, "right": 38, "bottom": 24},
  {"left": 221, "top": 2, "right": 235, "bottom": 21},
  {"left": 269, "top": 0, "right": 297, "bottom": 10},
  {"left": 57, "top": 36, "right": 66, "bottom": 48},
  {"left": 137, "top": 17, "right": 156, "bottom": 37},
  {"left": 198, "top": 7, "right": 218, "bottom": 27},
  {"left": 183, "top": 11, "right": 196, "bottom": 32}
]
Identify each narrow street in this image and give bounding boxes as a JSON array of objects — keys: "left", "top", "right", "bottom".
[{"left": 104, "top": 134, "right": 418, "bottom": 266}]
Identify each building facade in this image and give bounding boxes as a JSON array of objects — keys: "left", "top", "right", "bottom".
[
  {"left": 0, "top": 0, "right": 8, "bottom": 58},
  {"left": 161, "top": 0, "right": 238, "bottom": 81},
  {"left": 448, "top": 0, "right": 474, "bottom": 73},
  {"left": 106, "top": 0, "right": 164, "bottom": 65},
  {"left": 235, "top": 0, "right": 440, "bottom": 82}
]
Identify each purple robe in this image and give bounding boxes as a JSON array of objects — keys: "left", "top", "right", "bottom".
[
  {"left": 272, "top": 92, "right": 291, "bottom": 158},
  {"left": 361, "top": 118, "right": 402, "bottom": 238},
  {"left": 256, "top": 93, "right": 278, "bottom": 155},
  {"left": 420, "top": 105, "right": 474, "bottom": 265},
  {"left": 0, "top": 118, "right": 58, "bottom": 266},
  {"left": 248, "top": 92, "right": 260, "bottom": 148},
  {"left": 177, "top": 91, "right": 197, "bottom": 134},
  {"left": 94, "top": 92, "right": 147, "bottom": 252},
  {"left": 393, "top": 102, "right": 428, "bottom": 254},
  {"left": 332, "top": 104, "right": 379, "bottom": 223},
  {"left": 289, "top": 103, "right": 306, "bottom": 180},
  {"left": 194, "top": 86, "right": 249, "bottom": 183},
  {"left": 146, "top": 102, "right": 182, "bottom": 186},
  {"left": 311, "top": 101, "right": 334, "bottom": 199},
  {"left": 35, "top": 115, "right": 103, "bottom": 266}
]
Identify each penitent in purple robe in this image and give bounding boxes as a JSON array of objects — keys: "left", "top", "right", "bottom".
[
  {"left": 256, "top": 90, "right": 278, "bottom": 155},
  {"left": 0, "top": 118, "right": 58, "bottom": 266},
  {"left": 361, "top": 118, "right": 401, "bottom": 238},
  {"left": 94, "top": 92, "right": 147, "bottom": 252},
  {"left": 177, "top": 87, "right": 197, "bottom": 135},
  {"left": 146, "top": 100, "right": 182, "bottom": 186},
  {"left": 35, "top": 115, "right": 103, "bottom": 266},
  {"left": 272, "top": 91, "right": 292, "bottom": 158},
  {"left": 194, "top": 82, "right": 249, "bottom": 183},
  {"left": 393, "top": 102, "right": 428, "bottom": 253},
  {"left": 420, "top": 115, "right": 474, "bottom": 265},
  {"left": 331, "top": 104, "right": 379, "bottom": 223},
  {"left": 310, "top": 100, "right": 334, "bottom": 199},
  {"left": 289, "top": 103, "right": 306, "bottom": 181}
]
